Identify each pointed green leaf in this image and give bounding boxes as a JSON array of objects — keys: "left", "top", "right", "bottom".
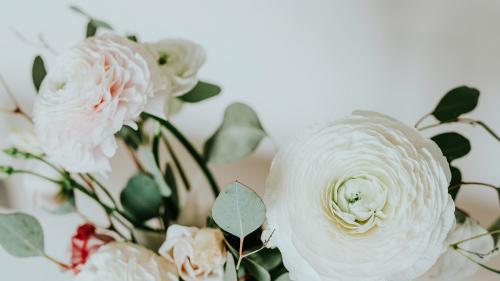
[
  {"left": 120, "top": 173, "right": 163, "bottom": 222},
  {"left": 178, "top": 81, "right": 221, "bottom": 103},
  {"left": 449, "top": 166, "right": 462, "bottom": 200},
  {"left": 248, "top": 248, "right": 282, "bottom": 271},
  {"left": 32, "top": 55, "right": 46, "bottom": 92},
  {"left": 70, "top": 5, "right": 112, "bottom": 38},
  {"left": 432, "top": 86, "right": 480, "bottom": 122},
  {"left": 204, "top": 103, "right": 266, "bottom": 164},
  {"left": 488, "top": 217, "right": 500, "bottom": 245},
  {"left": 212, "top": 182, "right": 265, "bottom": 238},
  {"left": 431, "top": 132, "right": 471, "bottom": 162},
  {"left": 224, "top": 252, "right": 238, "bottom": 281},
  {"left": 0, "top": 213, "right": 44, "bottom": 257},
  {"left": 243, "top": 257, "right": 271, "bottom": 281}
]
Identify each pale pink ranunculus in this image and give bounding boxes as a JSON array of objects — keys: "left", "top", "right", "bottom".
[
  {"left": 33, "top": 34, "right": 165, "bottom": 173},
  {"left": 159, "top": 225, "right": 226, "bottom": 281}
]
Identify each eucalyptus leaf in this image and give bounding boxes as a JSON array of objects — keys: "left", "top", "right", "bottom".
[
  {"left": 120, "top": 173, "right": 163, "bottom": 222},
  {"left": 224, "top": 252, "right": 238, "bottom": 281},
  {"left": 178, "top": 81, "right": 221, "bottom": 103},
  {"left": 488, "top": 217, "right": 500, "bottom": 245},
  {"left": 243, "top": 258, "right": 271, "bottom": 281},
  {"left": 276, "top": 273, "right": 292, "bottom": 281},
  {"left": 204, "top": 103, "right": 266, "bottom": 164},
  {"left": 212, "top": 182, "right": 266, "bottom": 238},
  {"left": 32, "top": 55, "right": 46, "bottom": 92},
  {"left": 0, "top": 213, "right": 44, "bottom": 257},
  {"left": 431, "top": 132, "right": 471, "bottom": 162},
  {"left": 432, "top": 86, "right": 479, "bottom": 122},
  {"left": 449, "top": 166, "right": 462, "bottom": 200}
]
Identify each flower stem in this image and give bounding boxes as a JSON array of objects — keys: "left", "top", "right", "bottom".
[
  {"left": 451, "top": 229, "right": 500, "bottom": 247},
  {"left": 43, "top": 253, "right": 70, "bottom": 269},
  {"left": 414, "top": 112, "right": 431, "bottom": 128},
  {"left": 145, "top": 114, "right": 219, "bottom": 197},
  {"left": 161, "top": 132, "right": 191, "bottom": 191}
]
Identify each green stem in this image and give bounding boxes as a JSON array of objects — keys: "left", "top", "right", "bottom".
[
  {"left": 12, "top": 170, "right": 61, "bottom": 184},
  {"left": 86, "top": 174, "right": 118, "bottom": 207},
  {"left": 145, "top": 114, "right": 219, "bottom": 197},
  {"left": 161, "top": 132, "right": 191, "bottom": 191},
  {"left": 451, "top": 229, "right": 500, "bottom": 247},
  {"left": 454, "top": 248, "right": 500, "bottom": 274}
]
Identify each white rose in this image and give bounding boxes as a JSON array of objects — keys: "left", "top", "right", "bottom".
[
  {"left": 418, "top": 218, "right": 496, "bottom": 281},
  {"left": 75, "top": 242, "right": 178, "bottom": 281},
  {"left": 264, "top": 111, "right": 455, "bottom": 281},
  {"left": 33, "top": 34, "right": 164, "bottom": 173},
  {"left": 7, "top": 127, "right": 43, "bottom": 155},
  {"left": 159, "top": 225, "right": 226, "bottom": 281},
  {"left": 146, "top": 39, "right": 205, "bottom": 117}
]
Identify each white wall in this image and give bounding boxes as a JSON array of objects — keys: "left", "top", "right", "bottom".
[{"left": 0, "top": 0, "right": 499, "bottom": 280}]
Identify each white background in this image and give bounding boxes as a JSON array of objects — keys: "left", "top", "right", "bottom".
[{"left": 0, "top": 0, "right": 499, "bottom": 280}]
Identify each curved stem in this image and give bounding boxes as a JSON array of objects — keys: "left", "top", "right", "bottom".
[
  {"left": 458, "top": 118, "right": 500, "bottom": 142},
  {"left": 414, "top": 112, "right": 431, "bottom": 128},
  {"left": 12, "top": 170, "right": 61, "bottom": 184},
  {"left": 86, "top": 174, "right": 118, "bottom": 207},
  {"left": 454, "top": 248, "right": 500, "bottom": 274},
  {"left": 43, "top": 253, "right": 70, "bottom": 269},
  {"left": 449, "top": 181, "right": 498, "bottom": 191},
  {"left": 161, "top": 132, "right": 191, "bottom": 191},
  {"left": 451, "top": 229, "right": 500, "bottom": 247},
  {"left": 145, "top": 114, "right": 219, "bottom": 197}
]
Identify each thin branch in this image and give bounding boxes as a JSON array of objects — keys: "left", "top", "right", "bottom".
[
  {"left": 454, "top": 248, "right": 500, "bottom": 274},
  {"left": 451, "top": 229, "right": 500, "bottom": 247},
  {"left": 414, "top": 112, "right": 431, "bottom": 128},
  {"left": 43, "top": 253, "right": 70, "bottom": 269},
  {"left": 449, "top": 181, "right": 498, "bottom": 192},
  {"left": 161, "top": 132, "right": 191, "bottom": 191},
  {"left": 457, "top": 118, "right": 500, "bottom": 142},
  {"left": 10, "top": 28, "right": 58, "bottom": 55}
]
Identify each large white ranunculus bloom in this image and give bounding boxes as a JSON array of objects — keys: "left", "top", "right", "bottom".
[
  {"left": 264, "top": 111, "right": 455, "bottom": 281},
  {"left": 75, "top": 242, "right": 178, "bottom": 281},
  {"left": 159, "top": 225, "right": 226, "bottom": 281},
  {"left": 419, "top": 218, "right": 496, "bottom": 281},
  {"left": 33, "top": 34, "right": 165, "bottom": 173}
]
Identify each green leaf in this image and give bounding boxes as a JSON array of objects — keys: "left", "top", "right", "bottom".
[
  {"left": 488, "top": 217, "right": 500, "bottom": 245},
  {"left": 137, "top": 146, "right": 172, "bottom": 197},
  {"left": 212, "top": 182, "right": 266, "bottom": 238},
  {"left": 117, "top": 125, "right": 144, "bottom": 150},
  {"left": 127, "top": 35, "right": 139, "bottom": 42},
  {"left": 204, "top": 103, "right": 266, "bottom": 164},
  {"left": 449, "top": 166, "right": 462, "bottom": 200},
  {"left": 162, "top": 163, "right": 180, "bottom": 224},
  {"left": 32, "top": 55, "right": 46, "bottom": 92},
  {"left": 276, "top": 273, "right": 292, "bottom": 281},
  {"left": 86, "top": 21, "right": 98, "bottom": 38},
  {"left": 248, "top": 248, "right": 282, "bottom": 271},
  {"left": 243, "top": 258, "right": 271, "bottom": 281},
  {"left": 178, "top": 81, "right": 221, "bottom": 103},
  {"left": 431, "top": 132, "right": 471, "bottom": 162},
  {"left": 120, "top": 173, "right": 163, "bottom": 222},
  {"left": 432, "top": 86, "right": 480, "bottom": 122},
  {"left": 224, "top": 252, "right": 238, "bottom": 281},
  {"left": 132, "top": 228, "right": 166, "bottom": 251},
  {"left": 455, "top": 208, "right": 468, "bottom": 224},
  {"left": 0, "top": 213, "right": 44, "bottom": 257}
]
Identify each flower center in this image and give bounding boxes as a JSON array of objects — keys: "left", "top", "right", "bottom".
[{"left": 322, "top": 177, "right": 387, "bottom": 234}]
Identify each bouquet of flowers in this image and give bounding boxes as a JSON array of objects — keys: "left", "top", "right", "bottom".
[{"left": 0, "top": 6, "right": 498, "bottom": 281}]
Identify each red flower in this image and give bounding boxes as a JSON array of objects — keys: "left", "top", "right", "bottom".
[{"left": 69, "top": 223, "right": 114, "bottom": 273}]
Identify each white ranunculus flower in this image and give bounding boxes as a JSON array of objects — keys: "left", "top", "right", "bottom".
[
  {"left": 159, "top": 225, "right": 226, "bottom": 281},
  {"left": 146, "top": 39, "right": 205, "bottom": 117},
  {"left": 147, "top": 39, "right": 206, "bottom": 96},
  {"left": 418, "top": 218, "right": 496, "bottom": 281},
  {"left": 33, "top": 34, "right": 165, "bottom": 173},
  {"left": 75, "top": 242, "right": 178, "bottom": 281},
  {"left": 7, "top": 127, "right": 43, "bottom": 155},
  {"left": 264, "top": 111, "right": 455, "bottom": 281}
]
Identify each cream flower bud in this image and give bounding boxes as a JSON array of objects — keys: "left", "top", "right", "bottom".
[{"left": 159, "top": 225, "right": 226, "bottom": 281}]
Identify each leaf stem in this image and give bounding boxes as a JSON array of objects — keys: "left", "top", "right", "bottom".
[
  {"left": 12, "top": 170, "right": 61, "bottom": 184},
  {"left": 449, "top": 181, "right": 499, "bottom": 191},
  {"left": 414, "top": 112, "right": 431, "bottom": 128},
  {"left": 236, "top": 237, "right": 245, "bottom": 270},
  {"left": 417, "top": 117, "right": 500, "bottom": 142},
  {"left": 451, "top": 229, "right": 500, "bottom": 247},
  {"left": 454, "top": 248, "right": 500, "bottom": 274},
  {"left": 43, "top": 253, "right": 70, "bottom": 269},
  {"left": 145, "top": 114, "right": 219, "bottom": 197}
]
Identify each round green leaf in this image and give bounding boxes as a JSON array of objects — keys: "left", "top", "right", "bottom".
[
  {"left": 212, "top": 182, "right": 266, "bottom": 238},
  {"left": 431, "top": 132, "right": 471, "bottom": 162},
  {"left": 432, "top": 86, "right": 479, "bottom": 122},
  {"left": 204, "top": 103, "right": 266, "bottom": 164},
  {"left": 120, "top": 173, "right": 163, "bottom": 222},
  {"left": 0, "top": 213, "right": 44, "bottom": 257}
]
